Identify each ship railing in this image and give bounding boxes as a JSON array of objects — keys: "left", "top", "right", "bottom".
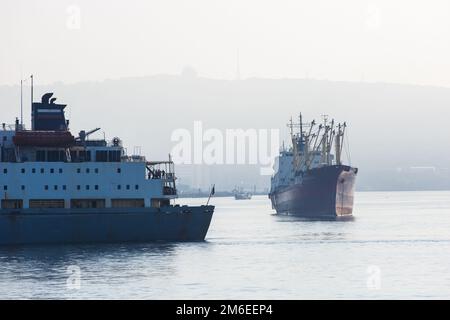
[
  {"left": 146, "top": 161, "right": 176, "bottom": 181},
  {"left": 145, "top": 160, "right": 178, "bottom": 196},
  {"left": 147, "top": 172, "right": 176, "bottom": 181}
]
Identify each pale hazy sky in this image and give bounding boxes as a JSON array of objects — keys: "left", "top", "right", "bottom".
[{"left": 2, "top": 0, "right": 450, "bottom": 86}]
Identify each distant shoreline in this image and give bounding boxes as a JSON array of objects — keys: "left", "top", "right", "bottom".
[
  {"left": 177, "top": 189, "right": 450, "bottom": 198},
  {"left": 178, "top": 191, "right": 268, "bottom": 198}
]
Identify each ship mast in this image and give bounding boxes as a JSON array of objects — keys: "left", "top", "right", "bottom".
[
  {"left": 299, "top": 113, "right": 303, "bottom": 142},
  {"left": 30, "top": 74, "right": 34, "bottom": 130},
  {"left": 286, "top": 114, "right": 348, "bottom": 170},
  {"left": 321, "top": 115, "right": 328, "bottom": 164},
  {"left": 19, "top": 79, "right": 24, "bottom": 129},
  {"left": 327, "top": 119, "right": 335, "bottom": 165},
  {"left": 289, "top": 117, "right": 294, "bottom": 138},
  {"left": 287, "top": 116, "right": 299, "bottom": 170},
  {"left": 287, "top": 113, "right": 315, "bottom": 172},
  {"left": 286, "top": 113, "right": 349, "bottom": 170},
  {"left": 31, "top": 75, "right": 33, "bottom": 112},
  {"left": 334, "top": 122, "right": 346, "bottom": 165},
  {"left": 335, "top": 123, "right": 342, "bottom": 165}
]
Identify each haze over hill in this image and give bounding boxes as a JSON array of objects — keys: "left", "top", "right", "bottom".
[{"left": 1, "top": 74, "right": 449, "bottom": 191}]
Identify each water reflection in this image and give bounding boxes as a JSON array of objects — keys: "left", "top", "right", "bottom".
[
  {"left": 1, "top": 194, "right": 450, "bottom": 299},
  {"left": 0, "top": 242, "right": 177, "bottom": 264},
  {"left": 273, "top": 213, "right": 355, "bottom": 222},
  {"left": 0, "top": 242, "right": 179, "bottom": 298}
]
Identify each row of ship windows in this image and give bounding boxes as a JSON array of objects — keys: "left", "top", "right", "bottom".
[
  {"left": 2, "top": 184, "right": 140, "bottom": 191},
  {"left": 1, "top": 168, "right": 123, "bottom": 174}
]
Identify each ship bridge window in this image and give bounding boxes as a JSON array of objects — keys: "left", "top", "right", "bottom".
[
  {"left": 44, "top": 185, "right": 49, "bottom": 190},
  {"left": 50, "top": 168, "right": 54, "bottom": 174},
  {"left": 77, "top": 168, "right": 81, "bottom": 173},
  {"left": 54, "top": 185, "right": 58, "bottom": 191},
  {"left": 86, "top": 168, "right": 90, "bottom": 173},
  {"left": 135, "top": 185, "right": 139, "bottom": 190},
  {"left": 36, "top": 150, "right": 46, "bottom": 162},
  {"left": 1, "top": 148, "right": 15, "bottom": 162},
  {"left": 40, "top": 168, "right": 44, "bottom": 174},
  {"left": 86, "top": 185, "right": 90, "bottom": 190},
  {"left": 79, "top": 150, "right": 91, "bottom": 162},
  {"left": 59, "top": 168, "right": 63, "bottom": 173},
  {"left": 70, "top": 150, "right": 89, "bottom": 162},
  {"left": 3, "top": 185, "right": 7, "bottom": 191},
  {"left": 47, "top": 150, "right": 65, "bottom": 162},
  {"left": 126, "top": 185, "right": 130, "bottom": 190},
  {"left": 32, "top": 168, "right": 36, "bottom": 173},
  {"left": 3, "top": 169, "right": 7, "bottom": 174},
  {"left": 117, "top": 168, "right": 121, "bottom": 173},
  {"left": 108, "top": 150, "right": 121, "bottom": 162},
  {"left": 21, "top": 185, "right": 25, "bottom": 190},
  {"left": 95, "top": 185, "right": 99, "bottom": 190},
  {"left": 95, "top": 168, "right": 99, "bottom": 173},
  {"left": 21, "top": 168, "right": 25, "bottom": 173},
  {"left": 95, "top": 150, "right": 121, "bottom": 162},
  {"left": 96, "top": 151, "right": 108, "bottom": 162}
]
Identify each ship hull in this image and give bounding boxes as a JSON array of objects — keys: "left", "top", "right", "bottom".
[
  {"left": 269, "top": 165, "right": 357, "bottom": 218},
  {"left": 0, "top": 205, "right": 214, "bottom": 245}
]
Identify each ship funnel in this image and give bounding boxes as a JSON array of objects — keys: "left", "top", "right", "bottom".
[
  {"left": 41, "top": 92, "right": 53, "bottom": 104},
  {"left": 32, "top": 92, "right": 68, "bottom": 131},
  {"left": 335, "top": 135, "right": 341, "bottom": 165}
]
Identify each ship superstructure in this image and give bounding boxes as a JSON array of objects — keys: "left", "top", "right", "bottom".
[
  {"left": 0, "top": 92, "right": 214, "bottom": 244},
  {"left": 269, "top": 114, "right": 358, "bottom": 218}
]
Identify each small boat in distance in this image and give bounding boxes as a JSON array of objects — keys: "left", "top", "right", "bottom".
[
  {"left": 269, "top": 114, "right": 358, "bottom": 218},
  {"left": 233, "top": 187, "right": 252, "bottom": 200}
]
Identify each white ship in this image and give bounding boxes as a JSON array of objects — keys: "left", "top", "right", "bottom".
[{"left": 0, "top": 91, "right": 214, "bottom": 245}]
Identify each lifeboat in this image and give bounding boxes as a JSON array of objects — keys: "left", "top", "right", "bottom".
[{"left": 13, "top": 131, "right": 75, "bottom": 148}]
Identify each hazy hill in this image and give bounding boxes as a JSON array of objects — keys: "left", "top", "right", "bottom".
[{"left": 1, "top": 74, "right": 449, "bottom": 191}]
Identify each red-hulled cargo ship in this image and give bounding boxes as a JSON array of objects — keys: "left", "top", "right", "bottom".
[{"left": 269, "top": 115, "right": 358, "bottom": 218}]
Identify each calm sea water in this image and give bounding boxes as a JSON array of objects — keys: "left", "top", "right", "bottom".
[{"left": 1, "top": 191, "right": 450, "bottom": 299}]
